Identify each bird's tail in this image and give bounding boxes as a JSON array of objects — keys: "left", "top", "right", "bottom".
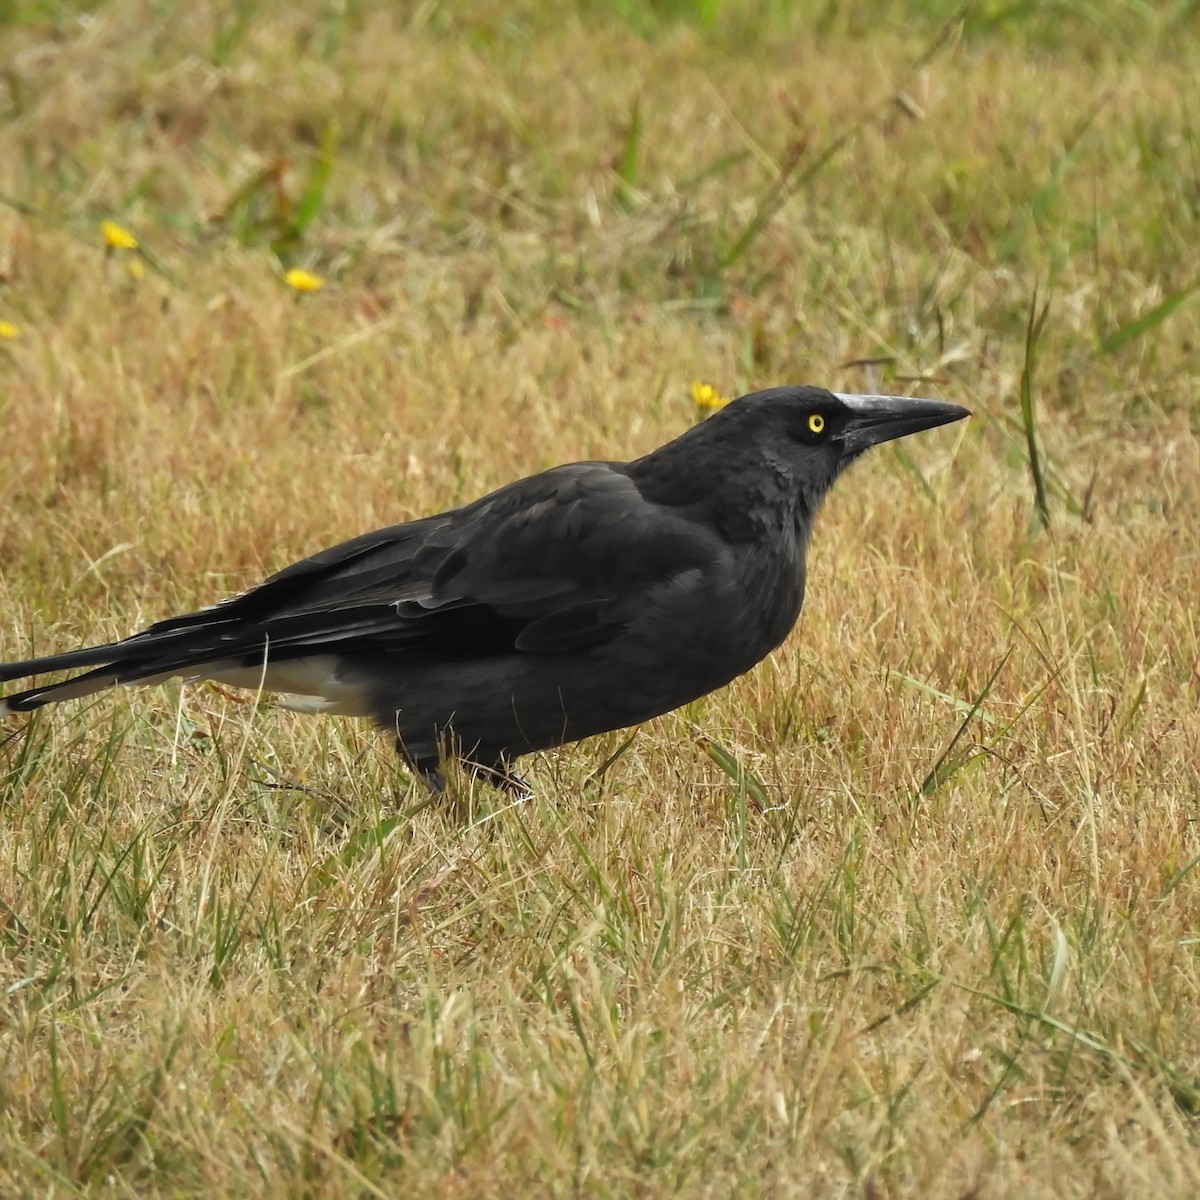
[
  {"left": 2, "top": 588, "right": 389, "bottom": 719},
  {"left": 1, "top": 667, "right": 124, "bottom": 715},
  {"left": 0, "top": 643, "right": 132, "bottom": 715},
  {"left": 0, "top": 625, "right": 232, "bottom": 716}
]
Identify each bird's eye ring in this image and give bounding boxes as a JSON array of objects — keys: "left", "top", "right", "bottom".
[{"left": 807, "top": 413, "right": 826, "bottom": 435}]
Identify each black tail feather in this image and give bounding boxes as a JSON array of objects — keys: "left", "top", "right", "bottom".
[
  {"left": 0, "top": 642, "right": 126, "bottom": 684},
  {"left": 1, "top": 665, "right": 123, "bottom": 713}
]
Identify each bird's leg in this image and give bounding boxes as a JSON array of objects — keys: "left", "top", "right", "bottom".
[
  {"left": 467, "top": 758, "right": 532, "bottom": 799},
  {"left": 392, "top": 734, "right": 528, "bottom": 800},
  {"left": 395, "top": 737, "right": 446, "bottom": 795},
  {"left": 416, "top": 762, "right": 448, "bottom": 794},
  {"left": 493, "top": 763, "right": 532, "bottom": 800}
]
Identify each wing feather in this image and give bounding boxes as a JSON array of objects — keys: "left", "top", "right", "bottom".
[{"left": 4, "top": 462, "right": 724, "bottom": 691}]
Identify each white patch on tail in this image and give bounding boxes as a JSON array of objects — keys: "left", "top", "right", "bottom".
[
  {"left": 199, "top": 655, "right": 371, "bottom": 717},
  {"left": 0, "top": 656, "right": 372, "bottom": 719},
  {"left": 274, "top": 694, "right": 355, "bottom": 715}
]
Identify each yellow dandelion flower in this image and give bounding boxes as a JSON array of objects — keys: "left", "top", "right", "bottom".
[
  {"left": 284, "top": 268, "right": 325, "bottom": 293},
  {"left": 101, "top": 220, "right": 138, "bottom": 250},
  {"left": 691, "top": 380, "right": 731, "bottom": 413},
  {"left": 126, "top": 258, "right": 145, "bottom": 281},
  {"left": 0, "top": 320, "right": 17, "bottom": 339}
]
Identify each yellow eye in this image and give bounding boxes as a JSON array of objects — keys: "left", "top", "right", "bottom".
[{"left": 807, "top": 413, "right": 826, "bottom": 434}]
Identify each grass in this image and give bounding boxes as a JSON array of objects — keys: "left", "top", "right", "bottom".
[{"left": 1, "top": 0, "right": 1199, "bottom": 1194}]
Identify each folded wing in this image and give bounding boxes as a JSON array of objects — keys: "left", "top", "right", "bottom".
[{"left": 1, "top": 462, "right": 722, "bottom": 712}]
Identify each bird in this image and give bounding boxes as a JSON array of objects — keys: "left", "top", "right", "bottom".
[{"left": 1, "top": 386, "right": 968, "bottom": 793}]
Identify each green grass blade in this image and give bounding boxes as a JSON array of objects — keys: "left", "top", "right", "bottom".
[
  {"left": 1098, "top": 278, "right": 1200, "bottom": 356},
  {"left": 919, "top": 650, "right": 1012, "bottom": 797},
  {"left": 699, "top": 735, "right": 771, "bottom": 812},
  {"left": 614, "top": 97, "right": 642, "bottom": 211},
  {"left": 292, "top": 123, "right": 339, "bottom": 240},
  {"left": 1159, "top": 850, "right": 1200, "bottom": 899},
  {"left": 1020, "top": 286, "right": 1052, "bottom": 530},
  {"left": 894, "top": 671, "right": 1001, "bottom": 727}
]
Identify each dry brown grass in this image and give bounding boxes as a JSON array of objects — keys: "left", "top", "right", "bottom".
[{"left": 1, "top": 1, "right": 1199, "bottom": 1195}]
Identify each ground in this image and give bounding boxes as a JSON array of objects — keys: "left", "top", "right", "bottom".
[{"left": 1, "top": 0, "right": 1199, "bottom": 1195}]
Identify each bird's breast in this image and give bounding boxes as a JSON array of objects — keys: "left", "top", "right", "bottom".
[
  {"left": 617, "top": 536, "right": 806, "bottom": 693},
  {"left": 733, "top": 541, "right": 806, "bottom": 668}
]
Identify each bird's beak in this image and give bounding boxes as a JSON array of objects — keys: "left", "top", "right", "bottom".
[{"left": 833, "top": 393, "right": 971, "bottom": 455}]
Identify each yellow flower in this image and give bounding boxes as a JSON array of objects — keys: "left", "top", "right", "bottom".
[
  {"left": 0, "top": 320, "right": 17, "bottom": 339},
  {"left": 101, "top": 220, "right": 138, "bottom": 250},
  {"left": 691, "top": 380, "right": 731, "bottom": 413},
  {"left": 126, "top": 258, "right": 145, "bottom": 281},
  {"left": 284, "top": 268, "right": 324, "bottom": 293}
]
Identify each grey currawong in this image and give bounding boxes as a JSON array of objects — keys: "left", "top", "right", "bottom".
[{"left": 1, "top": 386, "right": 968, "bottom": 791}]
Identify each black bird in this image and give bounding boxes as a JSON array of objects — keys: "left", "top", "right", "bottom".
[{"left": 1, "top": 387, "right": 968, "bottom": 791}]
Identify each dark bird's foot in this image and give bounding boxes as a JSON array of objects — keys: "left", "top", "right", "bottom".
[
  {"left": 477, "top": 762, "right": 532, "bottom": 800},
  {"left": 401, "top": 741, "right": 531, "bottom": 800}
]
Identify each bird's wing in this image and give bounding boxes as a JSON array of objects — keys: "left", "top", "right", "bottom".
[{"left": 104, "top": 461, "right": 723, "bottom": 673}]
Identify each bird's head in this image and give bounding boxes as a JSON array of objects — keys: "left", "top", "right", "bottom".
[
  {"left": 723, "top": 385, "right": 970, "bottom": 506},
  {"left": 630, "top": 385, "right": 969, "bottom": 534}
]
